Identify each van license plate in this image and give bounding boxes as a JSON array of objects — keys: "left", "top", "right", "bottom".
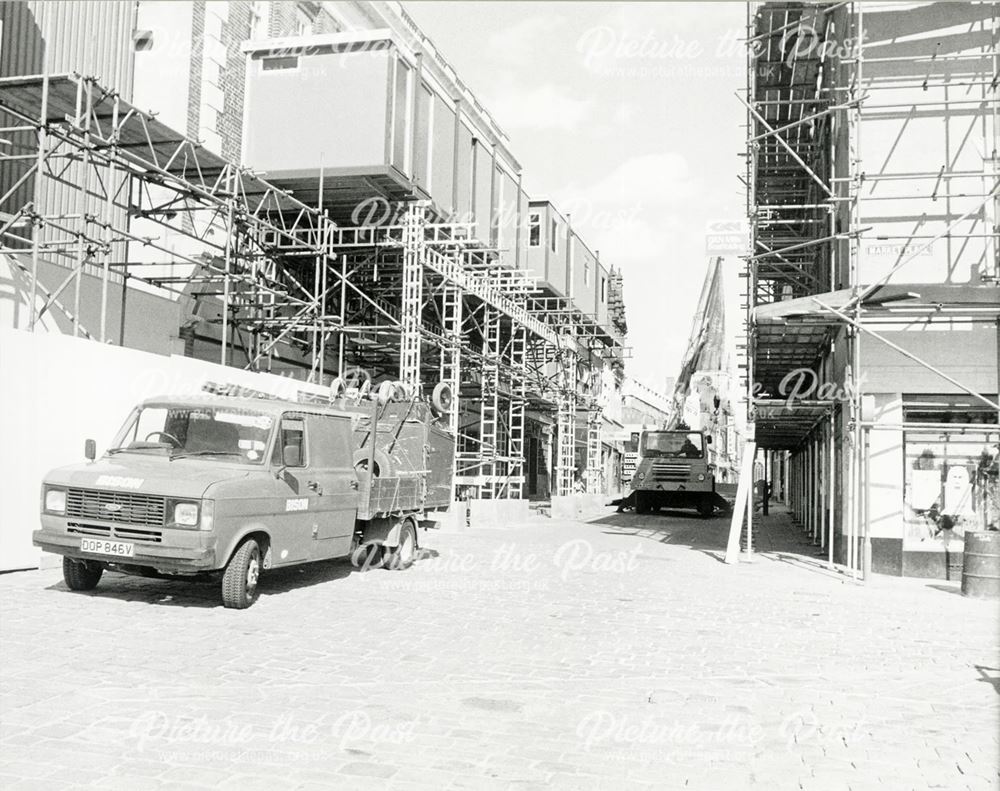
[{"left": 80, "top": 538, "right": 134, "bottom": 557}]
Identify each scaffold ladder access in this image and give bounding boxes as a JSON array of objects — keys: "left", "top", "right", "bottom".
[
  {"left": 479, "top": 305, "right": 501, "bottom": 499},
  {"left": 507, "top": 325, "right": 527, "bottom": 499},
  {"left": 399, "top": 203, "right": 424, "bottom": 388},
  {"left": 440, "top": 280, "right": 463, "bottom": 435},
  {"left": 586, "top": 411, "right": 602, "bottom": 495}
]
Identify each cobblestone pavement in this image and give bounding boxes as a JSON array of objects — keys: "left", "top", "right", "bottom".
[{"left": 1, "top": 506, "right": 998, "bottom": 790}]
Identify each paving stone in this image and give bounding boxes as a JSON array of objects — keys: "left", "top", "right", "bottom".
[{"left": 0, "top": 508, "right": 996, "bottom": 789}]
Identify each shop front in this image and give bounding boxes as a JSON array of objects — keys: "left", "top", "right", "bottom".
[{"left": 865, "top": 394, "right": 999, "bottom": 578}]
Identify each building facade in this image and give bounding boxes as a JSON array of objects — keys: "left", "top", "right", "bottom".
[
  {"left": 746, "top": 2, "right": 999, "bottom": 578},
  {"left": 0, "top": 0, "right": 628, "bottom": 506}
]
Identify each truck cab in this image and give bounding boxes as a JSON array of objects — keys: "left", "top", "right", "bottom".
[
  {"left": 628, "top": 430, "right": 724, "bottom": 517},
  {"left": 34, "top": 391, "right": 449, "bottom": 608}
]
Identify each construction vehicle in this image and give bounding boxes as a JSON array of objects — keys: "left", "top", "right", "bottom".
[
  {"left": 627, "top": 429, "right": 729, "bottom": 518},
  {"left": 33, "top": 381, "right": 455, "bottom": 608}
]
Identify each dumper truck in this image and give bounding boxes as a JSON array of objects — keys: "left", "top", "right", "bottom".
[
  {"left": 627, "top": 429, "right": 729, "bottom": 517},
  {"left": 33, "top": 383, "right": 455, "bottom": 608}
]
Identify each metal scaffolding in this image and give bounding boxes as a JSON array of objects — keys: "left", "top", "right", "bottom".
[
  {"left": 744, "top": 2, "right": 1000, "bottom": 576},
  {"left": 0, "top": 72, "right": 623, "bottom": 503}
]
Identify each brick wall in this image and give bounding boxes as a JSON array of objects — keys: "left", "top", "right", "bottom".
[
  {"left": 266, "top": 1, "right": 341, "bottom": 37},
  {"left": 164, "top": 0, "right": 339, "bottom": 168},
  {"left": 182, "top": 0, "right": 251, "bottom": 163},
  {"left": 185, "top": 1, "right": 205, "bottom": 144},
  {"left": 221, "top": 1, "right": 251, "bottom": 163}
]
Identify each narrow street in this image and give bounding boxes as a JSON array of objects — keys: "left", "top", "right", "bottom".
[{"left": 2, "top": 508, "right": 997, "bottom": 790}]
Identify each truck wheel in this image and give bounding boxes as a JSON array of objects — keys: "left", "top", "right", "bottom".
[
  {"left": 351, "top": 542, "right": 383, "bottom": 572},
  {"left": 63, "top": 558, "right": 103, "bottom": 591},
  {"left": 222, "top": 539, "right": 261, "bottom": 609},
  {"left": 383, "top": 520, "right": 417, "bottom": 570},
  {"left": 698, "top": 499, "right": 715, "bottom": 519}
]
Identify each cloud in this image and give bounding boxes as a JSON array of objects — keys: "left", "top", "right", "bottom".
[
  {"left": 487, "top": 12, "right": 566, "bottom": 62},
  {"left": 487, "top": 82, "right": 595, "bottom": 133},
  {"left": 552, "top": 153, "right": 701, "bottom": 240},
  {"left": 544, "top": 153, "right": 710, "bottom": 390}
]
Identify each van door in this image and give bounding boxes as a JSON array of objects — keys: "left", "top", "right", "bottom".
[
  {"left": 269, "top": 413, "right": 315, "bottom": 564},
  {"left": 303, "top": 413, "right": 359, "bottom": 560}
]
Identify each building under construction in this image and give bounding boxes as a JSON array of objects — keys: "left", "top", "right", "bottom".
[
  {"left": 744, "top": 2, "right": 999, "bottom": 578},
  {"left": 0, "top": 1, "right": 627, "bottom": 509}
]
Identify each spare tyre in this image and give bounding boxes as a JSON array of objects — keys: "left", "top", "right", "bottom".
[
  {"left": 329, "top": 377, "right": 346, "bottom": 400},
  {"left": 376, "top": 380, "right": 395, "bottom": 405},
  {"left": 431, "top": 382, "right": 453, "bottom": 416}
]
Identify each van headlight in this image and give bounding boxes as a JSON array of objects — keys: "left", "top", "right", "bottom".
[
  {"left": 171, "top": 501, "right": 199, "bottom": 527},
  {"left": 697, "top": 473, "right": 706, "bottom": 482},
  {"left": 636, "top": 472, "right": 645, "bottom": 481},
  {"left": 44, "top": 487, "right": 67, "bottom": 514}
]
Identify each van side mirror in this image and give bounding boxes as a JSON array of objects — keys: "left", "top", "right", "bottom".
[
  {"left": 84, "top": 439, "right": 97, "bottom": 461},
  {"left": 282, "top": 444, "right": 301, "bottom": 468}
]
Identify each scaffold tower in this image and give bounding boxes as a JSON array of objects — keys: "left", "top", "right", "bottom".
[{"left": 0, "top": 71, "right": 625, "bottom": 504}]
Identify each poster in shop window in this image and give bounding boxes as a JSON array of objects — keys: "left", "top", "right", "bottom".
[{"left": 903, "top": 430, "right": 999, "bottom": 549}]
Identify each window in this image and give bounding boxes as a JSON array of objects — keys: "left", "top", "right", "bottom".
[
  {"left": 249, "top": 1, "right": 267, "bottom": 39},
  {"left": 900, "top": 394, "right": 997, "bottom": 547},
  {"left": 493, "top": 164, "right": 503, "bottom": 247},
  {"left": 528, "top": 213, "right": 540, "bottom": 247},
  {"left": 110, "top": 405, "right": 272, "bottom": 465},
  {"left": 904, "top": 428, "right": 998, "bottom": 543},
  {"left": 263, "top": 56, "right": 299, "bottom": 71},
  {"left": 133, "top": 30, "right": 153, "bottom": 51},
  {"left": 132, "top": 407, "right": 169, "bottom": 444},
  {"left": 295, "top": 6, "right": 313, "bottom": 35},
  {"left": 550, "top": 219, "right": 557, "bottom": 253},
  {"left": 392, "top": 60, "right": 412, "bottom": 172},
  {"left": 902, "top": 394, "right": 1000, "bottom": 425},
  {"left": 584, "top": 258, "right": 590, "bottom": 286},
  {"left": 600, "top": 276, "right": 607, "bottom": 302},
  {"left": 273, "top": 415, "right": 306, "bottom": 467},
  {"left": 641, "top": 432, "right": 704, "bottom": 459}
]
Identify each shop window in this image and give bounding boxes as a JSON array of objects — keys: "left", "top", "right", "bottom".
[
  {"left": 903, "top": 394, "right": 999, "bottom": 425},
  {"left": 902, "top": 394, "right": 999, "bottom": 545},
  {"left": 550, "top": 219, "right": 557, "bottom": 253}
]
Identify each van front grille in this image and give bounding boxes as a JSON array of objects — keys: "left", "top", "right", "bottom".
[{"left": 65, "top": 488, "right": 167, "bottom": 527}]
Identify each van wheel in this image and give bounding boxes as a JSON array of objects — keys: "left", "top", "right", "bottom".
[
  {"left": 635, "top": 494, "right": 649, "bottom": 515},
  {"left": 222, "top": 539, "right": 261, "bottom": 609},
  {"left": 383, "top": 520, "right": 417, "bottom": 570},
  {"left": 698, "top": 499, "right": 715, "bottom": 519},
  {"left": 63, "top": 558, "right": 103, "bottom": 591}
]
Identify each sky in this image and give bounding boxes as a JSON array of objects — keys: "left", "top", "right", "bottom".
[{"left": 405, "top": 1, "right": 746, "bottom": 394}]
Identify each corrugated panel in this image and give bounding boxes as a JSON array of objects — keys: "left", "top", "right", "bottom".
[
  {"left": 9, "top": 1, "right": 137, "bottom": 91},
  {"left": 0, "top": 1, "right": 136, "bottom": 263}
]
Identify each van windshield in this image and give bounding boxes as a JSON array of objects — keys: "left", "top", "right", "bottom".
[
  {"left": 109, "top": 405, "right": 274, "bottom": 464},
  {"left": 641, "top": 432, "right": 704, "bottom": 459}
]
